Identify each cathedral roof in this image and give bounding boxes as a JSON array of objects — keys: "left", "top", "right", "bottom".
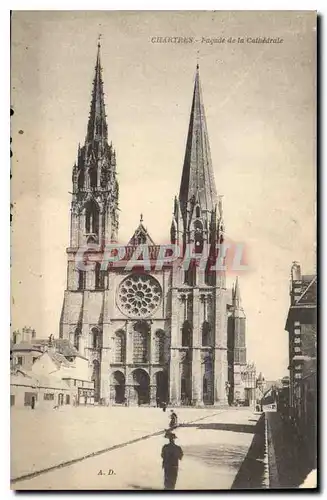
[
  {"left": 127, "top": 215, "right": 156, "bottom": 246},
  {"left": 179, "top": 64, "right": 218, "bottom": 216}
]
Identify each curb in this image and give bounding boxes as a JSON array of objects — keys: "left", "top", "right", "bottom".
[{"left": 265, "top": 413, "right": 279, "bottom": 488}]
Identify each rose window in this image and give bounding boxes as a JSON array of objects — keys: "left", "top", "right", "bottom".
[{"left": 117, "top": 274, "right": 162, "bottom": 317}]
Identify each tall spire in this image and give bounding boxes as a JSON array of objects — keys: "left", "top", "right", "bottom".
[
  {"left": 86, "top": 41, "right": 108, "bottom": 143},
  {"left": 179, "top": 65, "right": 217, "bottom": 216},
  {"left": 233, "top": 276, "right": 242, "bottom": 309}
]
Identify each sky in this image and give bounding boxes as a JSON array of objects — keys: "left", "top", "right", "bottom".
[{"left": 11, "top": 11, "right": 316, "bottom": 380}]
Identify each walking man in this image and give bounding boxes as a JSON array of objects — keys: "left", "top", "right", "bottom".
[{"left": 161, "top": 432, "right": 183, "bottom": 490}]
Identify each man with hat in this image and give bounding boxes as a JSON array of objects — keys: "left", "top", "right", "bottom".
[{"left": 161, "top": 431, "right": 183, "bottom": 490}]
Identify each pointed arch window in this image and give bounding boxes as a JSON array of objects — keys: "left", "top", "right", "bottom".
[
  {"left": 91, "top": 327, "right": 101, "bottom": 349},
  {"left": 78, "top": 270, "right": 86, "bottom": 291},
  {"left": 196, "top": 206, "right": 201, "bottom": 218},
  {"left": 181, "top": 320, "right": 192, "bottom": 347},
  {"left": 85, "top": 200, "right": 99, "bottom": 235},
  {"left": 133, "top": 321, "right": 150, "bottom": 363},
  {"left": 74, "top": 330, "right": 81, "bottom": 351},
  {"left": 184, "top": 262, "right": 196, "bottom": 286},
  {"left": 154, "top": 330, "right": 165, "bottom": 364},
  {"left": 89, "top": 167, "right": 97, "bottom": 189},
  {"left": 202, "top": 321, "right": 211, "bottom": 346},
  {"left": 114, "top": 330, "right": 126, "bottom": 363},
  {"left": 95, "top": 262, "right": 105, "bottom": 289},
  {"left": 78, "top": 170, "right": 85, "bottom": 190}
]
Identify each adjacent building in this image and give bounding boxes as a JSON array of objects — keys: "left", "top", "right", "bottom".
[
  {"left": 59, "top": 44, "right": 250, "bottom": 407},
  {"left": 285, "top": 261, "right": 317, "bottom": 468},
  {"left": 10, "top": 330, "right": 95, "bottom": 407}
]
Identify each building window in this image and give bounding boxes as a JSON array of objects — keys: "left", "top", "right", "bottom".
[
  {"left": 154, "top": 330, "right": 165, "bottom": 364},
  {"left": 10, "top": 395, "right": 15, "bottom": 407},
  {"left": 181, "top": 321, "right": 192, "bottom": 347},
  {"left": 202, "top": 322, "right": 211, "bottom": 346},
  {"left": 114, "top": 330, "right": 126, "bottom": 363},
  {"left": 17, "top": 356, "right": 23, "bottom": 365},
  {"left": 89, "top": 167, "right": 97, "bottom": 188},
  {"left": 65, "top": 395, "right": 70, "bottom": 405},
  {"left": 78, "top": 270, "right": 86, "bottom": 291},
  {"left": 74, "top": 379, "right": 77, "bottom": 386},
  {"left": 85, "top": 200, "right": 99, "bottom": 235},
  {"left": 133, "top": 321, "right": 150, "bottom": 363},
  {"left": 74, "top": 330, "right": 81, "bottom": 351},
  {"left": 95, "top": 263, "right": 105, "bottom": 290},
  {"left": 78, "top": 170, "right": 85, "bottom": 190},
  {"left": 91, "top": 327, "right": 101, "bottom": 349},
  {"left": 44, "top": 393, "right": 55, "bottom": 401}
]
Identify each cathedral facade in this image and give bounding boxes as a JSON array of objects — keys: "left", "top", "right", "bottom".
[{"left": 60, "top": 44, "right": 245, "bottom": 407}]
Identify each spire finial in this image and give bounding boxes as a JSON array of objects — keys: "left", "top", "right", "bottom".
[
  {"left": 97, "top": 33, "right": 102, "bottom": 48},
  {"left": 140, "top": 213, "right": 143, "bottom": 223}
]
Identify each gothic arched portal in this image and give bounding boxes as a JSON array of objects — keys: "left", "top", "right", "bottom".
[
  {"left": 111, "top": 370, "right": 125, "bottom": 404},
  {"left": 132, "top": 368, "right": 150, "bottom": 405}
]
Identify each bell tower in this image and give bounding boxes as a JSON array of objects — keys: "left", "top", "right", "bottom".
[
  {"left": 68, "top": 42, "right": 119, "bottom": 292},
  {"left": 169, "top": 65, "right": 228, "bottom": 406},
  {"left": 60, "top": 43, "right": 119, "bottom": 404}
]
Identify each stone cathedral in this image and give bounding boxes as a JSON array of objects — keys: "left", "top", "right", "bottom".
[{"left": 60, "top": 44, "right": 247, "bottom": 407}]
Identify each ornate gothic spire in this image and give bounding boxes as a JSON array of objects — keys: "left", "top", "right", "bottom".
[
  {"left": 179, "top": 64, "right": 218, "bottom": 217},
  {"left": 233, "top": 276, "right": 242, "bottom": 310},
  {"left": 86, "top": 42, "right": 108, "bottom": 143}
]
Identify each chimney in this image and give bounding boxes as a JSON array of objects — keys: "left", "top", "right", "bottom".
[
  {"left": 22, "top": 326, "right": 33, "bottom": 343},
  {"left": 13, "top": 330, "right": 22, "bottom": 345}
]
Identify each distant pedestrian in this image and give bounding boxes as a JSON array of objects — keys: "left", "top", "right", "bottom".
[
  {"left": 162, "top": 402, "right": 167, "bottom": 413},
  {"left": 169, "top": 410, "right": 178, "bottom": 429},
  {"left": 31, "top": 397, "right": 35, "bottom": 410}
]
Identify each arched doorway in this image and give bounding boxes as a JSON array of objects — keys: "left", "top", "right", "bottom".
[
  {"left": 111, "top": 371, "right": 125, "bottom": 404},
  {"left": 132, "top": 369, "right": 150, "bottom": 405},
  {"left": 156, "top": 370, "right": 168, "bottom": 404}
]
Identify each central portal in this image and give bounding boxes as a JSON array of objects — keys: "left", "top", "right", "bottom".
[{"left": 132, "top": 368, "right": 150, "bottom": 405}]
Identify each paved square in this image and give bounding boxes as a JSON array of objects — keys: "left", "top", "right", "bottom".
[{"left": 11, "top": 407, "right": 261, "bottom": 490}]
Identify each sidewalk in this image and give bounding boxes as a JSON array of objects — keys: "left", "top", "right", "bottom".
[{"left": 266, "top": 412, "right": 314, "bottom": 488}]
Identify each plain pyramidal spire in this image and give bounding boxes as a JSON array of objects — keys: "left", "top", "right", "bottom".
[
  {"left": 86, "top": 41, "right": 108, "bottom": 143},
  {"left": 178, "top": 64, "right": 218, "bottom": 216}
]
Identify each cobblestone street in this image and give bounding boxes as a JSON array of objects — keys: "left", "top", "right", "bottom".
[{"left": 11, "top": 407, "right": 264, "bottom": 490}]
